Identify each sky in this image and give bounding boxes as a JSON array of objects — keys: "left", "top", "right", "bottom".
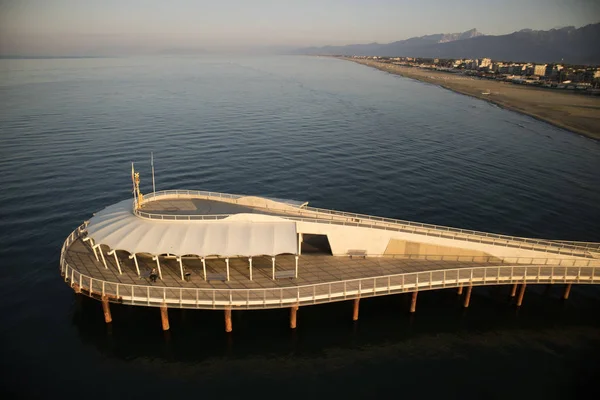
[{"left": 1, "top": 0, "right": 599, "bottom": 55}]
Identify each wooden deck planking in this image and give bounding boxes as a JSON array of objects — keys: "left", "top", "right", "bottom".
[{"left": 66, "top": 237, "right": 511, "bottom": 292}]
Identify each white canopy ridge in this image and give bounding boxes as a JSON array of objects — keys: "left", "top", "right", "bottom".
[{"left": 85, "top": 199, "right": 298, "bottom": 257}]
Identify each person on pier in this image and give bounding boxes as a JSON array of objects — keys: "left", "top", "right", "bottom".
[{"left": 150, "top": 268, "right": 158, "bottom": 282}]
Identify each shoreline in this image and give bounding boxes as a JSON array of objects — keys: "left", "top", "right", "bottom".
[{"left": 339, "top": 57, "right": 600, "bottom": 141}]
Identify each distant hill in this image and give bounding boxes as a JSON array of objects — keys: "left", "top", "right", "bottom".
[
  {"left": 297, "top": 24, "right": 600, "bottom": 64},
  {"left": 298, "top": 29, "right": 482, "bottom": 57}
]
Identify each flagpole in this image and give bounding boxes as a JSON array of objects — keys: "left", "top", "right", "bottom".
[
  {"left": 131, "top": 162, "right": 137, "bottom": 207},
  {"left": 151, "top": 152, "right": 156, "bottom": 194}
]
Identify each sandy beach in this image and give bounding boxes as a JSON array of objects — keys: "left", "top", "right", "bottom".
[{"left": 343, "top": 57, "right": 600, "bottom": 140}]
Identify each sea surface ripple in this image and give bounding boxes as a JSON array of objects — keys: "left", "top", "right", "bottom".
[{"left": 1, "top": 55, "right": 599, "bottom": 398}]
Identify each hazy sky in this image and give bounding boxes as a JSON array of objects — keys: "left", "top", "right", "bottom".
[{"left": 1, "top": 0, "right": 599, "bottom": 55}]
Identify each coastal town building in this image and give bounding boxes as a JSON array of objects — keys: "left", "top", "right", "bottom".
[
  {"left": 534, "top": 64, "right": 548, "bottom": 76},
  {"left": 348, "top": 55, "right": 600, "bottom": 92},
  {"left": 479, "top": 58, "right": 492, "bottom": 70}
]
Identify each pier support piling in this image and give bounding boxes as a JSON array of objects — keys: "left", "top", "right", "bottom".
[
  {"left": 457, "top": 284, "right": 463, "bottom": 295},
  {"left": 352, "top": 298, "right": 360, "bottom": 321},
  {"left": 101, "top": 295, "right": 112, "bottom": 324},
  {"left": 517, "top": 283, "right": 526, "bottom": 307},
  {"left": 290, "top": 305, "right": 298, "bottom": 329},
  {"left": 410, "top": 291, "right": 418, "bottom": 313},
  {"left": 463, "top": 286, "right": 472, "bottom": 308},
  {"left": 563, "top": 284, "right": 572, "bottom": 300},
  {"left": 510, "top": 283, "right": 518, "bottom": 297},
  {"left": 160, "top": 303, "right": 169, "bottom": 331},
  {"left": 225, "top": 309, "right": 232, "bottom": 333}
]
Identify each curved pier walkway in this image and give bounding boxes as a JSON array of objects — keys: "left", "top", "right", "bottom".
[{"left": 60, "top": 190, "right": 600, "bottom": 331}]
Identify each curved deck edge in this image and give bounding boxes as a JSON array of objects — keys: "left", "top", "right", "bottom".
[{"left": 61, "top": 226, "right": 600, "bottom": 310}]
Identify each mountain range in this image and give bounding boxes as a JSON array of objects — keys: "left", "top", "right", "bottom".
[{"left": 297, "top": 24, "right": 600, "bottom": 65}]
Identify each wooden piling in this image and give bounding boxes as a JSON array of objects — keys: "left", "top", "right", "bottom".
[
  {"left": 457, "top": 284, "right": 463, "bottom": 295},
  {"left": 224, "top": 308, "right": 232, "bottom": 333},
  {"left": 517, "top": 283, "right": 526, "bottom": 307},
  {"left": 510, "top": 283, "right": 518, "bottom": 297},
  {"left": 563, "top": 284, "right": 572, "bottom": 300},
  {"left": 463, "top": 285, "right": 472, "bottom": 308},
  {"left": 160, "top": 303, "right": 169, "bottom": 331},
  {"left": 101, "top": 295, "right": 112, "bottom": 324},
  {"left": 352, "top": 298, "right": 360, "bottom": 321},
  {"left": 410, "top": 291, "right": 418, "bottom": 313},
  {"left": 290, "top": 305, "right": 298, "bottom": 329}
]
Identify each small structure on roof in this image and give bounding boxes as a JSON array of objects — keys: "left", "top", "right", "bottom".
[{"left": 83, "top": 165, "right": 301, "bottom": 282}]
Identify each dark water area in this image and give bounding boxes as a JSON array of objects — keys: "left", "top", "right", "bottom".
[{"left": 1, "top": 55, "right": 599, "bottom": 399}]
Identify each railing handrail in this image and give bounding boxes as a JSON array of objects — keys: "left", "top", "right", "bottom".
[
  {"left": 62, "top": 226, "right": 599, "bottom": 305},
  {"left": 131, "top": 190, "right": 600, "bottom": 255}
]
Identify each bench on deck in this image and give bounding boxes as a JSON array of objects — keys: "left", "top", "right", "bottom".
[
  {"left": 347, "top": 249, "right": 367, "bottom": 259},
  {"left": 206, "top": 273, "right": 227, "bottom": 282},
  {"left": 275, "top": 270, "right": 296, "bottom": 280}
]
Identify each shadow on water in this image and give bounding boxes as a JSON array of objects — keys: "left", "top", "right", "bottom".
[
  {"left": 73, "top": 284, "right": 600, "bottom": 359},
  {"left": 70, "top": 284, "right": 600, "bottom": 398}
]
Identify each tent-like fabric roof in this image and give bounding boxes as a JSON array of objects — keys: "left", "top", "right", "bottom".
[{"left": 85, "top": 199, "right": 298, "bottom": 257}]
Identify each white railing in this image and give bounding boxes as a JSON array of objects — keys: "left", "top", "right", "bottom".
[
  {"left": 61, "top": 227, "right": 600, "bottom": 310},
  {"left": 132, "top": 190, "right": 600, "bottom": 256}
]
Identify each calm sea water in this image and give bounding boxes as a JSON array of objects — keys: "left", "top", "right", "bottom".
[{"left": 1, "top": 55, "right": 599, "bottom": 399}]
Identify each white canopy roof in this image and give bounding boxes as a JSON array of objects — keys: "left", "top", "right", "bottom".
[{"left": 85, "top": 199, "right": 298, "bottom": 257}]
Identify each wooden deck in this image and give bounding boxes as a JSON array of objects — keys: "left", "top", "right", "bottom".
[
  {"left": 65, "top": 237, "right": 496, "bottom": 291},
  {"left": 61, "top": 231, "right": 600, "bottom": 310}
]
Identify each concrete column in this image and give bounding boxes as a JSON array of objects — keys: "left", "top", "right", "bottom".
[
  {"left": 129, "top": 254, "right": 140, "bottom": 276},
  {"left": 510, "top": 283, "right": 518, "bottom": 297},
  {"left": 295, "top": 256, "right": 299, "bottom": 278},
  {"left": 298, "top": 233, "right": 303, "bottom": 255},
  {"left": 457, "top": 284, "right": 463, "bottom": 295},
  {"left": 410, "top": 291, "right": 418, "bottom": 313},
  {"left": 202, "top": 258, "right": 207, "bottom": 281},
  {"left": 160, "top": 303, "right": 169, "bottom": 331},
  {"left": 352, "top": 298, "right": 360, "bottom": 321},
  {"left": 101, "top": 295, "right": 112, "bottom": 324},
  {"left": 463, "top": 285, "right": 473, "bottom": 308},
  {"left": 226, "top": 258, "right": 230, "bottom": 281},
  {"left": 272, "top": 257, "right": 276, "bottom": 280},
  {"left": 90, "top": 241, "right": 99, "bottom": 261},
  {"left": 178, "top": 257, "right": 184, "bottom": 281},
  {"left": 109, "top": 250, "right": 122, "bottom": 275},
  {"left": 224, "top": 309, "right": 232, "bottom": 333},
  {"left": 563, "top": 284, "right": 572, "bottom": 300},
  {"left": 517, "top": 283, "right": 526, "bottom": 307},
  {"left": 153, "top": 256, "right": 163, "bottom": 280},
  {"left": 249, "top": 257, "right": 253, "bottom": 281},
  {"left": 290, "top": 305, "right": 298, "bottom": 329},
  {"left": 98, "top": 247, "right": 108, "bottom": 269}
]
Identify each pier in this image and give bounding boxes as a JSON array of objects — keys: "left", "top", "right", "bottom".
[{"left": 60, "top": 189, "right": 600, "bottom": 332}]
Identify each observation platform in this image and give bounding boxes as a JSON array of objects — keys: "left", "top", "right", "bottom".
[{"left": 60, "top": 189, "right": 600, "bottom": 331}]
